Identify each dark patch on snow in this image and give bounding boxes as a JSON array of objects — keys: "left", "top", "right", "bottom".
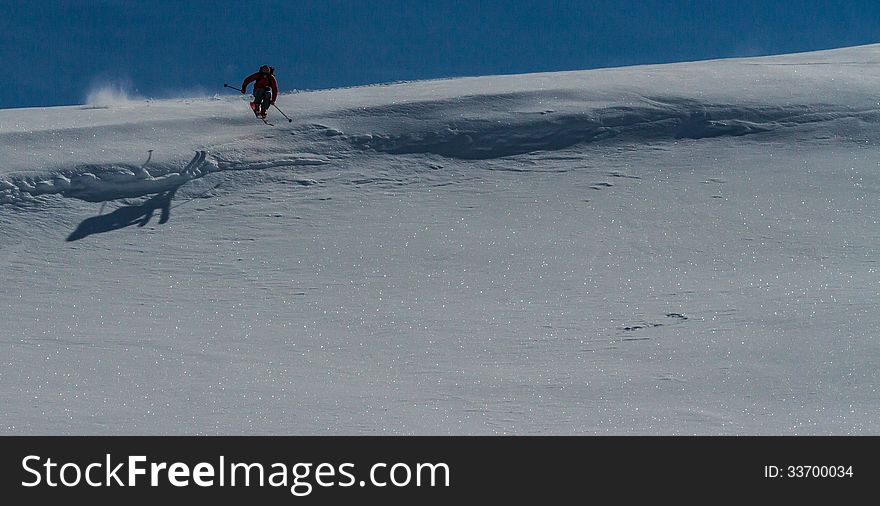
[
  {"left": 606, "top": 172, "right": 641, "bottom": 180},
  {"left": 622, "top": 323, "right": 663, "bottom": 332}
]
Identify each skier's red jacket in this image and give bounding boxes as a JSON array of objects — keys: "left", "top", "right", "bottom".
[{"left": 242, "top": 72, "right": 278, "bottom": 101}]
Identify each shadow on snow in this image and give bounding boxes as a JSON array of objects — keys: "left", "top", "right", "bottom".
[{"left": 66, "top": 188, "right": 179, "bottom": 242}]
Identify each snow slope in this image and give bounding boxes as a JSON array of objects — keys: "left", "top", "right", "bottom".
[{"left": 1, "top": 45, "right": 878, "bottom": 434}]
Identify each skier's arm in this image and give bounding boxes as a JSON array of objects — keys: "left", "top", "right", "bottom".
[
  {"left": 240, "top": 73, "right": 259, "bottom": 93},
  {"left": 270, "top": 76, "right": 278, "bottom": 104}
]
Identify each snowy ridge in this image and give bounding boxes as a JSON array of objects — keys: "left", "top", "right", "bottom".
[
  {"left": 2, "top": 94, "right": 876, "bottom": 205},
  {"left": 0, "top": 150, "right": 328, "bottom": 205},
  {"left": 0, "top": 150, "right": 214, "bottom": 204},
  {"left": 344, "top": 94, "right": 879, "bottom": 159}
]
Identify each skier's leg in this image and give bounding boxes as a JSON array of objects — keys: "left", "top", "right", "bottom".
[
  {"left": 252, "top": 88, "right": 266, "bottom": 115},
  {"left": 260, "top": 89, "right": 272, "bottom": 114}
]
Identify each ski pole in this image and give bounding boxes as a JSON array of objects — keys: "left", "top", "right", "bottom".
[
  {"left": 272, "top": 103, "right": 293, "bottom": 123},
  {"left": 223, "top": 83, "right": 245, "bottom": 93}
]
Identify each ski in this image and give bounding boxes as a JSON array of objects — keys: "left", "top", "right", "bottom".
[{"left": 249, "top": 101, "right": 273, "bottom": 125}]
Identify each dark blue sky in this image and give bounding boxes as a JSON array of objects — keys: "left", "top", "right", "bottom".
[{"left": 2, "top": 0, "right": 879, "bottom": 108}]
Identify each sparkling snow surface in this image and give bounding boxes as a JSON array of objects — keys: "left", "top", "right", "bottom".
[{"left": 1, "top": 45, "right": 878, "bottom": 434}]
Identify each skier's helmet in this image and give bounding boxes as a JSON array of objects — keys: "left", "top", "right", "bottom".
[{"left": 260, "top": 65, "right": 271, "bottom": 74}]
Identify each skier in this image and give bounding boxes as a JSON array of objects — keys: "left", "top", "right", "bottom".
[{"left": 241, "top": 65, "right": 278, "bottom": 119}]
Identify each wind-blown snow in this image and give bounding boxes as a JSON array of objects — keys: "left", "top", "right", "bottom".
[
  {"left": 1, "top": 45, "right": 878, "bottom": 434},
  {"left": 84, "top": 82, "right": 142, "bottom": 109}
]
